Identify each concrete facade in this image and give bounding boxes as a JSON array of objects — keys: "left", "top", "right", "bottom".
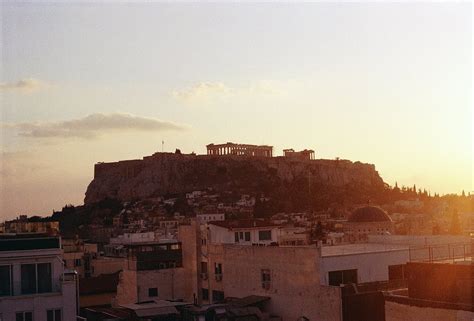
[
  {"left": 196, "top": 213, "right": 225, "bottom": 224},
  {"left": 207, "top": 222, "right": 280, "bottom": 245},
  {"left": 115, "top": 268, "right": 187, "bottom": 306},
  {"left": 200, "top": 244, "right": 342, "bottom": 321},
  {"left": 0, "top": 236, "right": 77, "bottom": 321},
  {"left": 320, "top": 244, "right": 410, "bottom": 285}
]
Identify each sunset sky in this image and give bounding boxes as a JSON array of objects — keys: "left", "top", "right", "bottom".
[{"left": 1, "top": 2, "right": 472, "bottom": 220}]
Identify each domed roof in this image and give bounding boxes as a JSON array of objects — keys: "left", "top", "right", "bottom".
[{"left": 348, "top": 206, "right": 392, "bottom": 223}]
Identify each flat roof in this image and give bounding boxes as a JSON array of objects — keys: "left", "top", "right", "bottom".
[
  {"left": 0, "top": 236, "right": 60, "bottom": 252},
  {"left": 321, "top": 243, "right": 409, "bottom": 257},
  {"left": 209, "top": 219, "right": 279, "bottom": 230}
]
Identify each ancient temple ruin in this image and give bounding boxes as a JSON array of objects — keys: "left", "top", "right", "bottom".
[
  {"left": 207, "top": 142, "right": 273, "bottom": 157},
  {"left": 283, "top": 148, "right": 315, "bottom": 160}
]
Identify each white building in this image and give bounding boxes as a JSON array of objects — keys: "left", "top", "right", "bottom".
[
  {"left": 196, "top": 213, "right": 225, "bottom": 224},
  {"left": 206, "top": 220, "right": 280, "bottom": 245},
  {"left": 0, "top": 234, "right": 78, "bottom": 321},
  {"left": 109, "top": 232, "right": 156, "bottom": 245},
  {"left": 320, "top": 243, "right": 410, "bottom": 286}
]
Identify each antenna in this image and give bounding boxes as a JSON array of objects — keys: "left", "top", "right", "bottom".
[{"left": 162, "top": 140, "right": 164, "bottom": 153}]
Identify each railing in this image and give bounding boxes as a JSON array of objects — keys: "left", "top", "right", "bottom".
[
  {"left": 3, "top": 279, "right": 63, "bottom": 297},
  {"left": 409, "top": 243, "right": 473, "bottom": 263}
]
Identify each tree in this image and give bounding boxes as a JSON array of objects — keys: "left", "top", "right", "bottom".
[{"left": 449, "top": 209, "right": 462, "bottom": 235}]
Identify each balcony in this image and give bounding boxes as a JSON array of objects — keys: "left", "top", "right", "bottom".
[{"left": 0, "top": 273, "right": 75, "bottom": 299}]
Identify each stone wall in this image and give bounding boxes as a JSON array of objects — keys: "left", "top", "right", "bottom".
[{"left": 85, "top": 152, "right": 384, "bottom": 204}]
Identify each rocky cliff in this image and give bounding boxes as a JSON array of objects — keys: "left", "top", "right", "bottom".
[{"left": 84, "top": 152, "right": 386, "bottom": 206}]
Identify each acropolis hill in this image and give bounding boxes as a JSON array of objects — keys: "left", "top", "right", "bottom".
[{"left": 84, "top": 143, "right": 385, "bottom": 205}]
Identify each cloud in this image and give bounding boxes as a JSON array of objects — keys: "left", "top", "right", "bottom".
[
  {"left": 172, "top": 82, "right": 233, "bottom": 102},
  {"left": 0, "top": 78, "right": 50, "bottom": 93},
  {"left": 171, "top": 80, "right": 287, "bottom": 104},
  {"left": 2, "top": 113, "right": 188, "bottom": 139}
]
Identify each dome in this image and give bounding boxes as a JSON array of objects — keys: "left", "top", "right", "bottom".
[{"left": 348, "top": 206, "right": 392, "bottom": 223}]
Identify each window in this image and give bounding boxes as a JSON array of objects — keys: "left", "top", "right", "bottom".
[
  {"left": 148, "top": 288, "right": 158, "bottom": 297},
  {"left": 201, "top": 288, "right": 209, "bottom": 301},
  {"left": 258, "top": 230, "right": 272, "bottom": 241},
  {"left": 212, "top": 290, "right": 225, "bottom": 302},
  {"left": 201, "top": 262, "right": 208, "bottom": 273},
  {"left": 21, "top": 263, "right": 52, "bottom": 294},
  {"left": 0, "top": 265, "right": 12, "bottom": 296},
  {"left": 214, "top": 263, "right": 222, "bottom": 275},
  {"left": 16, "top": 312, "right": 33, "bottom": 321},
  {"left": 234, "top": 232, "right": 239, "bottom": 243},
  {"left": 21, "top": 264, "right": 36, "bottom": 294},
  {"left": 74, "top": 259, "right": 82, "bottom": 267},
  {"left": 261, "top": 269, "right": 271, "bottom": 289},
  {"left": 328, "top": 269, "right": 358, "bottom": 286},
  {"left": 388, "top": 265, "right": 406, "bottom": 280},
  {"left": 245, "top": 232, "right": 251, "bottom": 241},
  {"left": 37, "top": 263, "right": 52, "bottom": 293},
  {"left": 47, "top": 309, "right": 61, "bottom": 321}
]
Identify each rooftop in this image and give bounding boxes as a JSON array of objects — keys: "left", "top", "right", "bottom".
[
  {"left": 321, "top": 243, "right": 409, "bottom": 257},
  {"left": 0, "top": 234, "right": 60, "bottom": 252},
  {"left": 209, "top": 219, "right": 279, "bottom": 230}
]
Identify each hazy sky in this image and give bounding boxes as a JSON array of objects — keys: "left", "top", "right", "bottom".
[{"left": 1, "top": 2, "right": 472, "bottom": 220}]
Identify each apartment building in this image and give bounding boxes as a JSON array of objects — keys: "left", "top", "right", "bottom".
[{"left": 0, "top": 234, "right": 78, "bottom": 321}]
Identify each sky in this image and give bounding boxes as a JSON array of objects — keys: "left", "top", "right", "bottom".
[{"left": 0, "top": 2, "right": 472, "bottom": 220}]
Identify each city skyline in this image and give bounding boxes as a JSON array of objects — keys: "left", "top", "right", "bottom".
[{"left": 1, "top": 2, "right": 472, "bottom": 220}]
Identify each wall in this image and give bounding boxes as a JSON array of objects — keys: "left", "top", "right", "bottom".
[
  {"left": 115, "top": 267, "right": 187, "bottom": 306},
  {"left": 91, "top": 257, "right": 125, "bottom": 277},
  {"left": 80, "top": 292, "right": 115, "bottom": 308},
  {"left": 0, "top": 280, "right": 77, "bottom": 321},
  {"left": 385, "top": 301, "right": 474, "bottom": 321},
  {"left": 406, "top": 262, "right": 474, "bottom": 305},
  {"left": 205, "top": 244, "right": 342, "bottom": 321},
  {"left": 208, "top": 225, "right": 279, "bottom": 245},
  {"left": 178, "top": 222, "right": 200, "bottom": 303},
  {"left": 135, "top": 268, "right": 187, "bottom": 302},
  {"left": 0, "top": 250, "right": 77, "bottom": 321},
  {"left": 320, "top": 249, "right": 410, "bottom": 285},
  {"left": 115, "top": 269, "right": 137, "bottom": 306}
]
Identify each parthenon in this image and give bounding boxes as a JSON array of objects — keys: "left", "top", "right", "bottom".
[{"left": 207, "top": 142, "right": 273, "bottom": 157}]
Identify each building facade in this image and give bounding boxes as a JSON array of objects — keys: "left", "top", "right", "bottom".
[
  {"left": 0, "top": 234, "right": 78, "bottom": 321},
  {"left": 206, "top": 220, "right": 280, "bottom": 245}
]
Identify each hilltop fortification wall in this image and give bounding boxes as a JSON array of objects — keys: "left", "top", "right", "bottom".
[{"left": 85, "top": 152, "right": 385, "bottom": 204}]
